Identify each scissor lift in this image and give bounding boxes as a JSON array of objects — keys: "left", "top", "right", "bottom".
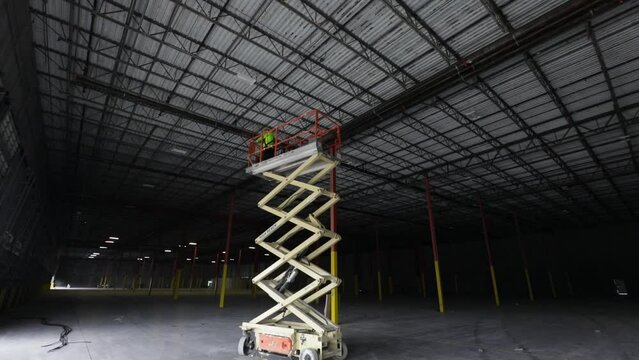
[{"left": 238, "top": 111, "right": 346, "bottom": 360}]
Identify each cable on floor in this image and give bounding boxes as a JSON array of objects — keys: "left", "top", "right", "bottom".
[{"left": 13, "top": 317, "right": 91, "bottom": 352}]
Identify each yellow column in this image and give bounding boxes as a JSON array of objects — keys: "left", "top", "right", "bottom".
[
  {"left": 434, "top": 260, "right": 445, "bottom": 312},
  {"left": 524, "top": 268, "right": 535, "bottom": 301},
  {"left": 489, "top": 265, "right": 501, "bottom": 306},
  {"left": 479, "top": 198, "right": 500, "bottom": 307},
  {"left": 329, "top": 149, "right": 339, "bottom": 324},
  {"left": 173, "top": 270, "right": 182, "bottom": 300},
  {"left": 424, "top": 175, "right": 445, "bottom": 312},
  {"left": 219, "top": 263, "right": 229, "bottom": 308},
  {"left": 330, "top": 249, "right": 338, "bottom": 323}
]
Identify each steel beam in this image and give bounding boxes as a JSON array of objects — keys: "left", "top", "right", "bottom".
[
  {"left": 587, "top": 22, "right": 639, "bottom": 173},
  {"left": 524, "top": 53, "right": 632, "bottom": 216},
  {"left": 341, "top": 0, "right": 620, "bottom": 141}
]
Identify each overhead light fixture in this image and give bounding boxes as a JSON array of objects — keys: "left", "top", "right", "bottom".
[
  {"left": 189, "top": 242, "right": 197, "bottom": 246},
  {"left": 170, "top": 147, "right": 188, "bottom": 155},
  {"left": 105, "top": 240, "right": 114, "bottom": 244},
  {"left": 164, "top": 249, "right": 172, "bottom": 253},
  {"left": 137, "top": 257, "right": 143, "bottom": 261},
  {"left": 229, "top": 258, "right": 235, "bottom": 261},
  {"left": 144, "top": 256, "right": 150, "bottom": 259},
  {"left": 99, "top": 246, "right": 107, "bottom": 249},
  {"left": 142, "top": 183, "right": 155, "bottom": 188},
  {"left": 211, "top": 260, "right": 216, "bottom": 264},
  {"left": 248, "top": 246, "right": 255, "bottom": 250},
  {"left": 109, "top": 236, "right": 119, "bottom": 240},
  {"left": 186, "top": 258, "right": 192, "bottom": 261},
  {"left": 264, "top": 253, "right": 270, "bottom": 257},
  {"left": 195, "top": 257, "right": 199, "bottom": 259},
  {"left": 236, "top": 72, "right": 256, "bottom": 85},
  {"left": 222, "top": 251, "right": 226, "bottom": 254}
]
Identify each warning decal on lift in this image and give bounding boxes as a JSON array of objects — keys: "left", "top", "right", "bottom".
[{"left": 258, "top": 334, "right": 293, "bottom": 355}]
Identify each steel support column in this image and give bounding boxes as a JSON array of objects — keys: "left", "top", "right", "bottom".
[
  {"left": 424, "top": 175, "right": 445, "bottom": 312},
  {"left": 387, "top": 245, "right": 393, "bottom": 297},
  {"left": 479, "top": 198, "right": 500, "bottom": 306},
  {"left": 189, "top": 245, "right": 198, "bottom": 289},
  {"left": 353, "top": 237, "right": 360, "bottom": 297},
  {"left": 233, "top": 248, "right": 243, "bottom": 291},
  {"left": 376, "top": 229, "right": 383, "bottom": 302},
  {"left": 147, "top": 256, "right": 156, "bottom": 296},
  {"left": 514, "top": 214, "right": 534, "bottom": 301},
  {"left": 213, "top": 252, "right": 220, "bottom": 295},
  {"left": 219, "top": 190, "right": 235, "bottom": 308},
  {"left": 330, "top": 146, "right": 339, "bottom": 324}
]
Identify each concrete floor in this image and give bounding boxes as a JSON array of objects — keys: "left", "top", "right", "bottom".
[{"left": 1, "top": 291, "right": 638, "bottom": 360}]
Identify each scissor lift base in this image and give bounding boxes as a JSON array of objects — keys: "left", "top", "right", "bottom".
[{"left": 240, "top": 322, "right": 343, "bottom": 359}]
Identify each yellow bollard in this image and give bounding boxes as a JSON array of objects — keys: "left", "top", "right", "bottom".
[
  {"left": 434, "top": 260, "right": 445, "bottom": 312},
  {"left": 330, "top": 248, "right": 338, "bottom": 323},
  {"left": 219, "top": 264, "right": 229, "bottom": 308}
]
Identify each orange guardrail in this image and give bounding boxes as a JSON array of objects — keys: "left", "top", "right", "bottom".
[{"left": 247, "top": 109, "right": 341, "bottom": 166}]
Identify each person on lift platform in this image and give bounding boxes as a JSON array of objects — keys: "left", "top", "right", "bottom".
[{"left": 256, "top": 127, "right": 275, "bottom": 161}]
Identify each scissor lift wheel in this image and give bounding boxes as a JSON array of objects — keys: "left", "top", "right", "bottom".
[
  {"left": 237, "top": 334, "right": 255, "bottom": 356},
  {"left": 240, "top": 140, "right": 346, "bottom": 360},
  {"left": 300, "top": 348, "right": 319, "bottom": 360}
]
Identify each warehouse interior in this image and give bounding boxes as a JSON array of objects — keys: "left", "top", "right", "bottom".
[{"left": 1, "top": 0, "right": 639, "bottom": 359}]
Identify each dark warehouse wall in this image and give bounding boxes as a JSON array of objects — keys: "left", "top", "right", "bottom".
[
  {"left": 0, "top": 0, "right": 55, "bottom": 309},
  {"left": 52, "top": 220, "right": 638, "bottom": 305},
  {"left": 337, "top": 220, "right": 638, "bottom": 302}
]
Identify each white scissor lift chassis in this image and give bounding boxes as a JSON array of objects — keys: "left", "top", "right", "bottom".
[{"left": 239, "top": 141, "right": 345, "bottom": 360}]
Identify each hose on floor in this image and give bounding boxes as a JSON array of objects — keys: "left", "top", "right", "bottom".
[{"left": 14, "top": 317, "right": 91, "bottom": 352}]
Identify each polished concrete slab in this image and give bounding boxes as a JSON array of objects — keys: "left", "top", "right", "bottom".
[{"left": 1, "top": 291, "right": 638, "bottom": 360}]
